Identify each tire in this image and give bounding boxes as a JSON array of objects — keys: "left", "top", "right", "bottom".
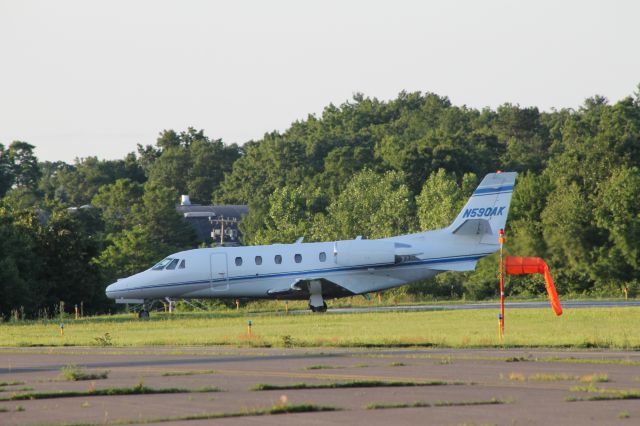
[{"left": 309, "top": 302, "right": 328, "bottom": 313}]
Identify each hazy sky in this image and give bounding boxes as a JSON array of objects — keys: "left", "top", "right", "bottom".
[{"left": 1, "top": 0, "right": 638, "bottom": 163}]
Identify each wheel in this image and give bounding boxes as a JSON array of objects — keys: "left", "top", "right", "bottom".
[
  {"left": 309, "top": 302, "right": 327, "bottom": 313},
  {"left": 138, "top": 309, "right": 150, "bottom": 319}
]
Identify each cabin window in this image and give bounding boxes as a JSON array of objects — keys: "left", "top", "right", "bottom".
[
  {"left": 294, "top": 254, "right": 302, "bottom": 263},
  {"left": 319, "top": 252, "right": 327, "bottom": 262},
  {"left": 152, "top": 258, "right": 172, "bottom": 270},
  {"left": 235, "top": 256, "right": 243, "bottom": 266},
  {"left": 165, "top": 258, "right": 180, "bottom": 270},
  {"left": 255, "top": 256, "right": 262, "bottom": 265},
  {"left": 274, "top": 254, "right": 282, "bottom": 264},
  {"left": 179, "top": 259, "right": 186, "bottom": 269}
]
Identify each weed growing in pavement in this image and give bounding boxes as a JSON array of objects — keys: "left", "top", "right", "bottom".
[
  {"left": 252, "top": 379, "right": 455, "bottom": 391},
  {"left": 60, "top": 365, "right": 110, "bottom": 381}
]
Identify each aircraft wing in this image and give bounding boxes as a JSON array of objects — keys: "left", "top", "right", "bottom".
[{"left": 267, "top": 277, "right": 356, "bottom": 300}]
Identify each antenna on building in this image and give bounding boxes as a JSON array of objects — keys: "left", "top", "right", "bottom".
[{"left": 209, "top": 215, "right": 239, "bottom": 246}]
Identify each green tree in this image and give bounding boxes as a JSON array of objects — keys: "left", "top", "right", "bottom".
[
  {"left": 493, "top": 104, "right": 549, "bottom": 173},
  {"left": 44, "top": 155, "right": 145, "bottom": 206},
  {"left": 416, "top": 169, "right": 477, "bottom": 231},
  {"left": 251, "top": 184, "right": 327, "bottom": 245},
  {"left": 35, "top": 208, "right": 106, "bottom": 313},
  {"left": 97, "top": 182, "right": 197, "bottom": 281},
  {"left": 0, "top": 208, "right": 41, "bottom": 318},
  {"left": 92, "top": 178, "right": 144, "bottom": 234},
  {"left": 540, "top": 183, "right": 600, "bottom": 293},
  {"left": 316, "top": 169, "right": 416, "bottom": 240},
  {"left": 0, "top": 143, "right": 13, "bottom": 197},
  {"left": 507, "top": 172, "right": 553, "bottom": 257},
  {"left": 97, "top": 225, "right": 170, "bottom": 280},
  {"left": 414, "top": 169, "right": 477, "bottom": 298},
  {"left": 593, "top": 167, "right": 640, "bottom": 284},
  {"left": 146, "top": 146, "right": 191, "bottom": 197},
  {"left": 7, "top": 141, "right": 41, "bottom": 189},
  {"left": 147, "top": 130, "right": 240, "bottom": 204}
]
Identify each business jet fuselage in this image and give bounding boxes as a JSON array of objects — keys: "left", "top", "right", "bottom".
[{"left": 106, "top": 172, "right": 516, "bottom": 316}]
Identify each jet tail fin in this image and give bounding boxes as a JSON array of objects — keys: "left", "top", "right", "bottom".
[{"left": 448, "top": 172, "right": 517, "bottom": 245}]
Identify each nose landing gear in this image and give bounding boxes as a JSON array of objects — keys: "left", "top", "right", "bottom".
[{"left": 137, "top": 300, "right": 150, "bottom": 319}]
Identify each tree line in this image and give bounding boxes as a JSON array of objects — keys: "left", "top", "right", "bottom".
[{"left": 1, "top": 88, "right": 639, "bottom": 318}]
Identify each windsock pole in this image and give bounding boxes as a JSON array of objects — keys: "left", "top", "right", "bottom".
[{"left": 498, "top": 228, "right": 505, "bottom": 339}]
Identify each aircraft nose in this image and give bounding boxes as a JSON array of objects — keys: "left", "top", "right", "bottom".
[{"left": 105, "top": 280, "right": 125, "bottom": 299}]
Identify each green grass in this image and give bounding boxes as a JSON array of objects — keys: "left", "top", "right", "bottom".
[
  {"left": 0, "top": 382, "right": 220, "bottom": 401},
  {"left": 509, "top": 373, "right": 609, "bottom": 382},
  {"left": 566, "top": 392, "right": 640, "bottom": 401},
  {"left": 1, "top": 307, "right": 639, "bottom": 348},
  {"left": 567, "top": 383, "right": 640, "bottom": 401},
  {"left": 504, "top": 356, "right": 530, "bottom": 362},
  {"left": 161, "top": 369, "right": 217, "bottom": 376},
  {"left": 0, "top": 381, "right": 25, "bottom": 386},
  {"left": 251, "top": 379, "right": 452, "bottom": 391},
  {"left": 305, "top": 365, "right": 340, "bottom": 370},
  {"left": 61, "top": 365, "right": 110, "bottom": 381},
  {"left": 50, "top": 404, "right": 338, "bottom": 425},
  {"left": 527, "top": 373, "right": 574, "bottom": 381},
  {"left": 542, "top": 357, "right": 640, "bottom": 366},
  {"left": 580, "top": 374, "right": 609, "bottom": 383},
  {"left": 367, "top": 398, "right": 507, "bottom": 409}
]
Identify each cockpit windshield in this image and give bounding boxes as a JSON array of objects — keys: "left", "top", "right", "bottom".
[
  {"left": 151, "top": 258, "right": 173, "bottom": 270},
  {"left": 151, "top": 257, "right": 186, "bottom": 271},
  {"left": 165, "top": 258, "right": 180, "bottom": 270}
]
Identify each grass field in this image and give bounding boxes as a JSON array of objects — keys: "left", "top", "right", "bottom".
[{"left": 1, "top": 306, "right": 639, "bottom": 349}]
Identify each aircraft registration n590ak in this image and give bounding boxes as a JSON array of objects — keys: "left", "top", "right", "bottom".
[{"left": 106, "top": 172, "right": 516, "bottom": 317}]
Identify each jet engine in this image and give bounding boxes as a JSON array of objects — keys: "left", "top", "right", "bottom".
[{"left": 333, "top": 240, "right": 420, "bottom": 266}]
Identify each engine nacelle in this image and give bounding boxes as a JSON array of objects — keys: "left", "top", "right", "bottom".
[{"left": 333, "top": 240, "right": 396, "bottom": 266}]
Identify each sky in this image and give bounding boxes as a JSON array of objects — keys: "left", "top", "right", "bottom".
[{"left": 1, "top": 0, "right": 639, "bottom": 163}]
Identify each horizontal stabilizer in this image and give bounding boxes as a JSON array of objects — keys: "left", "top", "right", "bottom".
[{"left": 429, "top": 260, "right": 478, "bottom": 272}]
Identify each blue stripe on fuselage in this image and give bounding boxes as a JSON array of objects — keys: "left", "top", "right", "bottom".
[{"left": 116, "top": 252, "right": 493, "bottom": 294}]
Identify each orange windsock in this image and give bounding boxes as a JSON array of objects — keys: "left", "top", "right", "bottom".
[{"left": 505, "top": 256, "right": 563, "bottom": 316}]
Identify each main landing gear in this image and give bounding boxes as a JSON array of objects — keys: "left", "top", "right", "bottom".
[
  {"left": 308, "top": 279, "right": 328, "bottom": 313},
  {"left": 309, "top": 302, "right": 328, "bottom": 313}
]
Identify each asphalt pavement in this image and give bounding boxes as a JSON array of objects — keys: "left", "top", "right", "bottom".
[{"left": 310, "top": 299, "right": 640, "bottom": 314}]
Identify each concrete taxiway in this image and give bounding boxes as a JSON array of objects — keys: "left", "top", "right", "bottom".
[{"left": 1, "top": 346, "right": 639, "bottom": 425}]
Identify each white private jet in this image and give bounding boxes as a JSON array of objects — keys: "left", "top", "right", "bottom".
[{"left": 106, "top": 172, "right": 516, "bottom": 317}]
